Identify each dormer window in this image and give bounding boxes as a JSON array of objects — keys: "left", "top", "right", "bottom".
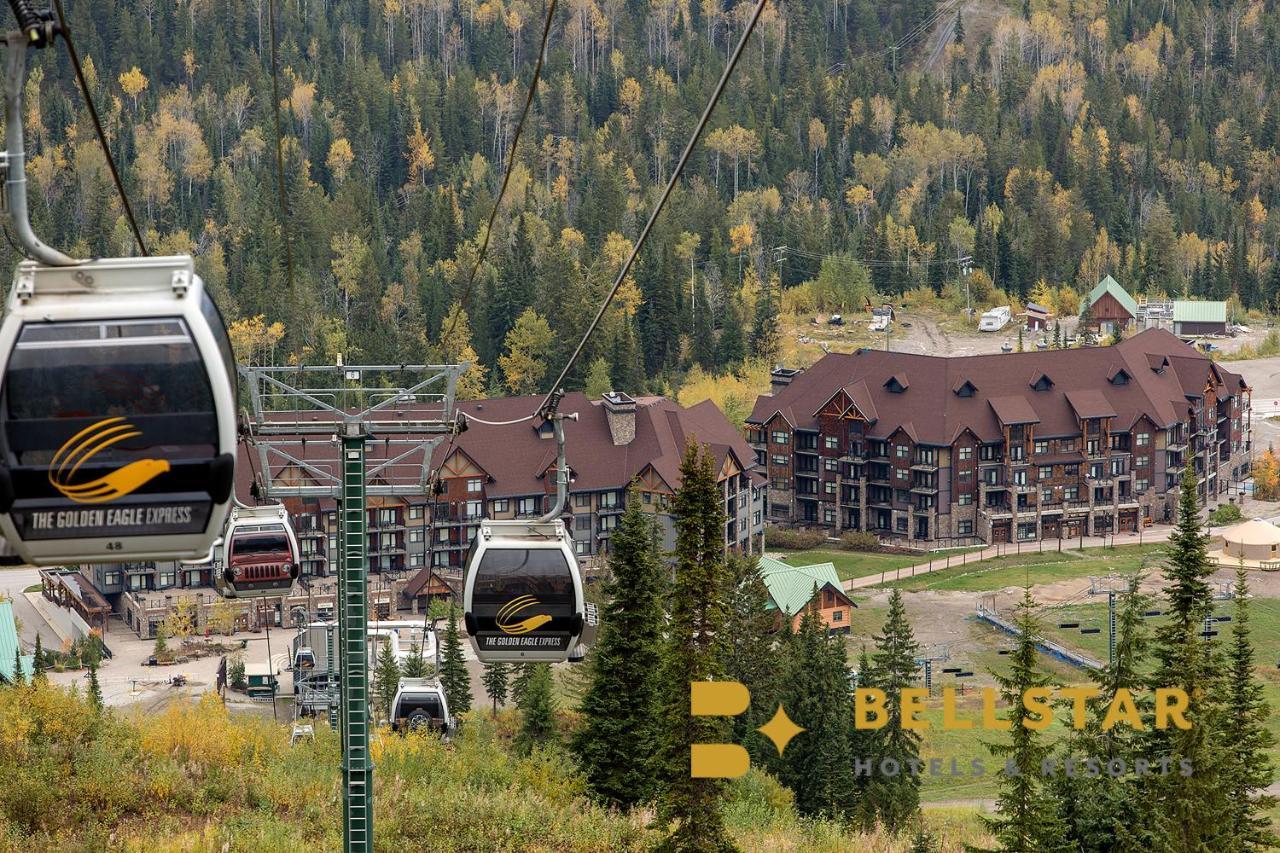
[
  {"left": 955, "top": 380, "right": 977, "bottom": 398},
  {"left": 1110, "top": 369, "right": 1130, "bottom": 386},
  {"left": 537, "top": 420, "right": 555, "bottom": 438},
  {"left": 1031, "top": 374, "right": 1053, "bottom": 392},
  {"left": 885, "top": 377, "right": 907, "bottom": 394}
]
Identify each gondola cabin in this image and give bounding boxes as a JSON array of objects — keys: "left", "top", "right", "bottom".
[
  {"left": 390, "top": 677, "right": 451, "bottom": 735},
  {"left": 215, "top": 504, "right": 300, "bottom": 598},
  {"left": 462, "top": 519, "right": 585, "bottom": 663},
  {"left": 0, "top": 256, "right": 237, "bottom": 565}
]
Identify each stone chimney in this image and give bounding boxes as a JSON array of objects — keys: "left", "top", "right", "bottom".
[
  {"left": 770, "top": 366, "right": 802, "bottom": 393},
  {"left": 602, "top": 391, "right": 636, "bottom": 446}
]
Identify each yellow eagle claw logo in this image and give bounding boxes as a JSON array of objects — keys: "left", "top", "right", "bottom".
[
  {"left": 496, "top": 595, "right": 553, "bottom": 635},
  {"left": 49, "top": 417, "right": 169, "bottom": 504}
]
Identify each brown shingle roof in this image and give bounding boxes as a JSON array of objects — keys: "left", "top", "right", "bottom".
[
  {"left": 1064, "top": 389, "right": 1117, "bottom": 419},
  {"left": 748, "top": 329, "right": 1245, "bottom": 443},
  {"left": 989, "top": 396, "right": 1040, "bottom": 426}
]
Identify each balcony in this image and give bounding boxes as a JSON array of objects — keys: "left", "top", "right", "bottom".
[
  {"left": 910, "top": 483, "right": 939, "bottom": 494},
  {"left": 910, "top": 460, "right": 939, "bottom": 471},
  {"left": 981, "top": 506, "right": 1013, "bottom": 519}
]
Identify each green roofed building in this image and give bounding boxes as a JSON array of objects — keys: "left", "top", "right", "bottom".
[
  {"left": 758, "top": 555, "right": 854, "bottom": 634},
  {"left": 1172, "top": 300, "right": 1228, "bottom": 337},
  {"left": 0, "top": 600, "right": 33, "bottom": 684},
  {"left": 1085, "top": 275, "right": 1138, "bottom": 336}
]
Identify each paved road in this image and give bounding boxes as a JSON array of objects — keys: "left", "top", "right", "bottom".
[{"left": 0, "top": 566, "right": 61, "bottom": 649}]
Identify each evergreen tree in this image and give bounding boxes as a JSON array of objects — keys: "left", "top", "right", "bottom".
[
  {"left": 32, "top": 634, "right": 44, "bottom": 680},
  {"left": 750, "top": 276, "right": 780, "bottom": 363},
  {"left": 716, "top": 300, "right": 746, "bottom": 369},
  {"left": 1016, "top": 325, "right": 1024, "bottom": 352},
  {"left": 1220, "top": 565, "right": 1277, "bottom": 850},
  {"left": 984, "top": 590, "right": 1070, "bottom": 851},
  {"left": 655, "top": 444, "right": 735, "bottom": 852},
  {"left": 776, "top": 602, "right": 856, "bottom": 818},
  {"left": 1140, "top": 473, "right": 1228, "bottom": 848},
  {"left": 439, "top": 605, "right": 472, "bottom": 715},
  {"left": 511, "top": 663, "right": 535, "bottom": 706},
  {"left": 515, "top": 662, "right": 557, "bottom": 753},
  {"left": 87, "top": 658, "right": 103, "bottom": 711},
  {"left": 11, "top": 647, "right": 23, "bottom": 687},
  {"left": 402, "top": 642, "right": 428, "bottom": 678},
  {"left": 574, "top": 491, "right": 667, "bottom": 808},
  {"left": 481, "top": 661, "right": 510, "bottom": 717},
  {"left": 373, "top": 636, "right": 402, "bottom": 722},
  {"left": 865, "top": 588, "right": 922, "bottom": 831},
  {"left": 720, "top": 555, "right": 778, "bottom": 766}
]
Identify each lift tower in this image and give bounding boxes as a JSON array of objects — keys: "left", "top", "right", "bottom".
[{"left": 241, "top": 364, "right": 465, "bottom": 853}]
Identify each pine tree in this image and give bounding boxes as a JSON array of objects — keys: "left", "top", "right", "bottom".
[
  {"left": 11, "top": 647, "right": 23, "bottom": 687},
  {"left": 511, "top": 662, "right": 535, "bottom": 705},
  {"left": 715, "top": 300, "right": 746, "bottom": 369},
  {"left": 1016, "top": 325, "right": 1024, "bottom": 352},
  {"left": 373, "top": 636, "right": 401, "bottom": 723},
  {"left": 87, "top": 658, "right": 103, "bottom": 711},
  {"left": 515, "top": 662, "right": 557, "bottom": 753},
  {"left": 655, "top": 444, "right": 735, "bottom": 852},
  {"left": 1220, "top": 565, "right": 1277, "bottom": 850},
  {"left": 481, "top": 661, "right": 510, "bottom": 717},
  {"left": 402, "top": 642, "right": 428, "bottom": 678},
  {"left": 1054, "top": 577, "right": 1153, "bottom": 851},
  {"left": 32, "top": 634, "right": 44, "bottom": 680},
  {"left": 439, "top": 605, "right": 472, "bottom": 715},
  {"left": 720, "top": 555, "right": 778, "bottom": 766},
  {"left": 749, "top": 276, "right": 780, "bottom": 363},
  {"left": 776, "top": 602, "right": 856, "bottom": 818},
  {"left": 865, "top": 588, "right": 922, "bottom": 831},
  {"left": 985, "top": 590, "right": 1070, "bottom": 851},
  {"left": 574, "top": 490, "right": 667, "bottom": 808},
  {"left": 1140, "top": 472, "right": 1229, "bottom": 848}
]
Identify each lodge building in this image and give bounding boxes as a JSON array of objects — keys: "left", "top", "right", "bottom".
[{"left": 747, "top": 329, "right": 1251, "bottom": 545}]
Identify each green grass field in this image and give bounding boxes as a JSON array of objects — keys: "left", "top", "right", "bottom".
[
  {"left": 773, "top": 546, "right": 983, "bottom": 582},
  {"left": 876, "top": 544, "right": 1169, "bottom": 593}
]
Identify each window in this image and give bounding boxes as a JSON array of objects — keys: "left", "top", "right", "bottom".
[
  {"left": 642, "top": 492, "right": 653, "bottom": 504},
  {"left": 573, "top": 493, "right": 590, "bottom": 508},
  {"left": 957, "top": 470, "right": 972, "bottom": 481},
  {"left": 824, "top": 436, "right": 838, "bottom": 450},
  {"left": 409, "top": 529, "right": 424, "bottom": 543},
  {"left": 896, "top": 444, "right": 909, "bottom": 458},
  {"left": 128, "top": 574, "right": 147, "bottom": 591},
  {"left": 1110, "top": 370, "right": 1130, "bottom": 385},
  {"left": 753, "top": 511, "right": 761, "bottom": 526},
  {"left": 772, "top": 454, "right": 788, "bottom": 465},
  {"left": 1034, "top": 440, "right": 1050, "bottom": 454},
  {"left": 895, "top": 489, "right": 910, "bottom": 503},
  {"left": 378, "top": 533, "right": 397, "bottom": 550},
  {"left": 378, "top": 508, "right": 397, "bottom": 526},
  {"left": 1060, "top": 438, "right": 1076, "bottom": 452},
  {"left": 1087, "top": 439, "right": 1099, "bottom": 455},
  {"left": 598, "top": 515, "right": 619, "bottom": 532},
  {"left": 1010, "top": 446, "right": 1025, "bottom": 461},
  {"left": 955, "top": 381, "right": 976, "bottom": 398},
  {"left": 466, "top": 500, "right": 482, "bottom": 519},
  {"left": 1041, "top": 488, "right": 1053, "bottom": 503},
  {"left": 823, "top": 508, "right": 836, "bottom": 524},
  {"left": 1110, "top": 459, "right": 1124, "bottom": 476},
  {"left": 409, "top": 554, "right": 424, "bottom": 567},
  {"left": 157, "top": 570, "right": 175, "bottom": 588},
  {"left": 771, "top": 431, "right": 789, "bottom": 445},
  {"left": 599, "top": 491, "right": 620, "bottom": 509},
  {"left": 1064, "top": 486, "right": 1079, "bottom": 501},
  {"left": 1039, "top": 466, "right": 1053, "bottom": 479},
  {"left": 824, "top": 481, "right": 837, "bottom": 494},
  {"left": 958, "top": 493, "right": 973, "bottom": 505},
  {"left": 466, "top": 478, "right": 483, "bottom": 493},
  {"left": 574, "top": 540, "right": 589, "bottom": 555},
  {"left": 1017, "top": 522, "right": 1037, "bottom": 541},
  {"left": 1134, "top": 455, "right": 1148, "bottom": 468},
  {"left": 408, "top": 505, "right": 424, "bottom": 520},
  {"left": 491, "top": 498, "right": 509, "bottom": 513},
  {"left": 958, "top": 446, "right": 973, "bottom": 461},
  {"left": 1135, "top": 478, "right": 1149, "bottom": 493},
  {"left": 1032, "top": 374, "right": 1053, "bottom": 391},
  {"left": 575, "top": 515, "right": 591, "bottom": 531},
  {"left": 517, "top": 497, "right": 540, "bottom": 516},
  {"left": 833, "top": 610, "right": 843, "bottom": 622},
  {"left": 896, "top": 468, "right": 908, "bottom": 480},
  {"left": 1064, "top": 464, "right": 1079, "bottom": 478},
  {"left": 1136, "top": 432, "right": 1150, "bottom": 447},
  {"left": 896, "top": 517, "right": 908, "bottom": 532},
  {"left": 1089, "top": 464, "right": 1103, "bottom": 480},
  {"left": 824, "top": 458, "right": 838, "bottom": 471},
  {"left": 1013, "top": 470, "right": 1027, "bottom": 486},
  {"left": 957, "top": 520, "right": 974, "bottom": 535}
]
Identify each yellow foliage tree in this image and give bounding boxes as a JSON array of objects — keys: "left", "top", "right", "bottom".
[
  {"left": 404, "top": 120, "right": 436, "bottom": 186},
  {"left": 228, "top": 315, "right": 286, "bottom": 366},
  {"left": 119, "top": 66, "right": 148, "bottom": 111},
  {"left": 161, "top": 596, "right": 199, "bottom": 646},
  {"left": 1252, "top": 448, "right": 1280, "bottom": 501},
  {"left": 438, "top": 301, "right": 488, "bottom": 399},
  {"left": 499, "top": 308, "right": 554, "bottom": 395},
  {"left": 326, "top": 138, "right": 355, "bottom": 183}
]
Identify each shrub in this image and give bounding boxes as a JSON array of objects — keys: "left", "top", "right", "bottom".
[
  {"left": 1208, "top": 503, "right": 1243, "bottom": 525},
  {"left": 838, "top": 531, "right": 880, "bottom": 551},
  {"left": 764, "top": 528, "right": 826, "bottom": 551}
]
